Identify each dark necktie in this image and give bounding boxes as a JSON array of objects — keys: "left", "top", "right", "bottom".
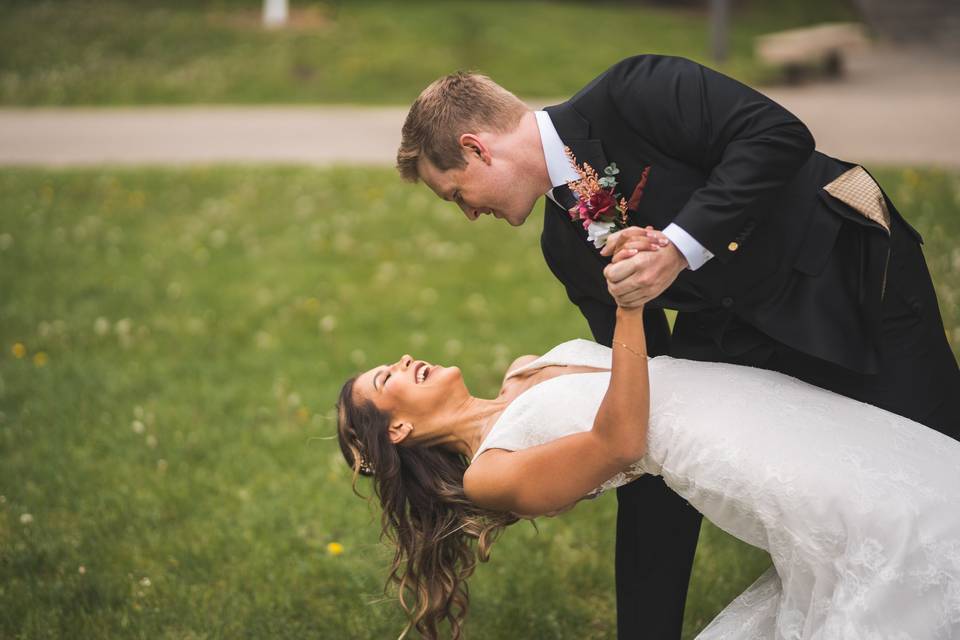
[{"left": 551, "top": 184, "right": 578, "bottom": 212}]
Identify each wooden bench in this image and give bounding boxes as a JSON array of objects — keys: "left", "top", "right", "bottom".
[{"left": 756, "top": 23, "right": 869, "bottom": 83}]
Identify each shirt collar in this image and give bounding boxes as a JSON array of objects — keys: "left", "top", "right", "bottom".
[{"left": 535, "top": 110, "right": 580, "bottom": 191}]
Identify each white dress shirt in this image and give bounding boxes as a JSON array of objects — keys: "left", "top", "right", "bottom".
[{"left": 534, "top": 110, "right": 714, "bottom": 271}]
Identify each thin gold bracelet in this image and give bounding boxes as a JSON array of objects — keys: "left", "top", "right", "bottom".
[{"left": 614, "top": 341, "right": 647, "bottom": 358}]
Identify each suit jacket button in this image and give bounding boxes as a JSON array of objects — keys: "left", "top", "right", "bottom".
[
  {"left": 728, "top": 241, "right": 739, "bottom": 252},
  {"left": 721, "top": 297, "right": 734, "bottom": 308}
]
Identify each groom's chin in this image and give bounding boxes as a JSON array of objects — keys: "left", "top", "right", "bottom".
[{"left": 505, "top": 209, "right": 534, "bottom": 227}]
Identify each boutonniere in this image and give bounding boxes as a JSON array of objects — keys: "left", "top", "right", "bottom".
[{"left": 564, "top": 147, "right": 650, "bottom": 248}]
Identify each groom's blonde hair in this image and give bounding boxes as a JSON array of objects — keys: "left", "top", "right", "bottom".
[{"left": 397, "top": 71, "right": 528, "bottom": 182}]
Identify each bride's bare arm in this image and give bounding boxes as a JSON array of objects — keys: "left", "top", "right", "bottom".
[{"left": 464, "top": 307, "right": 650, "bottom": 516}]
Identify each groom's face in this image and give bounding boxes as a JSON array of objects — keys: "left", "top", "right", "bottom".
[{"left": 418, "top": 146, "right": 539, "bottom": 227}]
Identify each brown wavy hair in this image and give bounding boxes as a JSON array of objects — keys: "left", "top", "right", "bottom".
[{"left": 336, "top": 376, "right": 519, "bottom": 639}]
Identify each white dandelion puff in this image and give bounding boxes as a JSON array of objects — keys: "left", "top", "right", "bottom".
[
  {"left": 319, "top": 315, "right": 337, "bottom": 333},
  {"left": 115, "top": 318, "right": 133, "bottom": 336},
  {"left": 209, "top": 229, "right": 228, "bottom": 248},
  {"left": 255, "top": 331, "right": 274, "bottom": 350},
  {"left": 94, "top": 317, "right": 110, "bottom": 336}
]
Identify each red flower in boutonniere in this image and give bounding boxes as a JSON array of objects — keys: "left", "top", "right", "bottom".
[
  {"left": 564, "top": 147, "right": 650, "bottom": 248},
  {"left": 578, "top": 190, "right": 617, "bottom": 220}
]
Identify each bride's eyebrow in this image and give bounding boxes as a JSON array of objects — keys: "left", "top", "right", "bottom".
[{"left": 373, "top": 368, "right": 385, "bottom": 391}]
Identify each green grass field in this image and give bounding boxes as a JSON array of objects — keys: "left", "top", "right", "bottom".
[
  {"left": 0, "top": 0, "right": 857, "bottom": 105},
  {"left": 1, "top": 166, "right": 957, "bottom": 638}
]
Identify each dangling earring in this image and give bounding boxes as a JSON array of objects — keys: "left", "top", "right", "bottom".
[{"left": 354, "top": 441, "right": 374, "bottom": 475}]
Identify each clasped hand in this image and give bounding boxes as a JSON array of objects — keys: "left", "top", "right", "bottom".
[{"left": 600, "top": 226, "right": 688, "bottom": 308}]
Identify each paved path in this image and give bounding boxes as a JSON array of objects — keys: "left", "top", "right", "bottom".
[{"left": 1, "top": 48, "right": 958, "bottom": 168}]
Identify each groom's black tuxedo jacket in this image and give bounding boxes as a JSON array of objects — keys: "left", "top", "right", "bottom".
[{"left": 541, "top": 55, "right": 921, "bottom": 374}]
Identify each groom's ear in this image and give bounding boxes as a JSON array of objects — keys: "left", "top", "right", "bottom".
[
  {"left": 459, "top": 133, "right": 491, "bottom": 164},
  {"left": 388, "top": 421, "right": 414, "bottom": 445}
]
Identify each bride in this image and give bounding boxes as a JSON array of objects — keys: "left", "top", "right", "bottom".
[{"left": 336, "top": 246, "right": 960, "bottom": 640}]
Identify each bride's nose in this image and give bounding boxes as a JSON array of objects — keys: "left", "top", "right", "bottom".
[{"left": 399, "top": 355, "right": 413, "bottom": 369}]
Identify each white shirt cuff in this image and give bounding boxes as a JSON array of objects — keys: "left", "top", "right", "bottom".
[{"left": 663, "top": 223, "right": 714, "bottom": 271}]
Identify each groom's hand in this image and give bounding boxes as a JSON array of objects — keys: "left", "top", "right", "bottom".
[{"left": 602, "top": 228, "right": 687, "bottom": 308}]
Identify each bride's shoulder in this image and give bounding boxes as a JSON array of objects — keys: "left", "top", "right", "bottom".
[
  {"left": 502, "top": 355, "right": 539, "bottom": 382},
  {"left": 506, "top": 355, "right": 540, "bottom": 375},
  {"left": 493, "top": 354, "right": 539, "bottom": 398}
]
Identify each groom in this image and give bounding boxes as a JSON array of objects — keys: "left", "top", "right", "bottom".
[{"left": 395, "top": 55, "right": 960, "bottom": 638}]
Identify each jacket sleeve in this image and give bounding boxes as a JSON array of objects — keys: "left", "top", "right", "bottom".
[{"left": 605, "top": 55, "right": 815, "bottom": 263}]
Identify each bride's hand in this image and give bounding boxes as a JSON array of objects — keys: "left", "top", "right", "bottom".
[{"left": 601, "top": 226, "right": 670, "bottom": 264}]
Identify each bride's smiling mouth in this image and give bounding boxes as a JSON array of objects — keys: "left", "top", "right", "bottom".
[{"left": 414, "top": 361, "right": 432, "bottom": 384}]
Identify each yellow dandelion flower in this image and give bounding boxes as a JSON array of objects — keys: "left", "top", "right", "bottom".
[
  {"left": 33, "top": 352, "right": 49, "bottom": 367},
  {"left": 12, "top": 343, "right": 26, "bottom": 359},
  {"left": 296, "top": 407, "right": 310, "bottom": 423},
  {"left": 326, "top": 542, "right": 344, "bottom": 556},
  {"left": 903, "top": 168, "right": 921, "bottom": 187}
]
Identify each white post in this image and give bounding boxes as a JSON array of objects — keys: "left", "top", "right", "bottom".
[{"left": 263, "top": 0, "right": 288, "bottom": 28}]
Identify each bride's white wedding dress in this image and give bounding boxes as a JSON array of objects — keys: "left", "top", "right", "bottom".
[{"left": 472, "top": 340, "right": 960, "bottom": 639}]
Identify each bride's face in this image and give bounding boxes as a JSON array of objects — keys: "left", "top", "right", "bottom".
[{"left": 353, "top": 354, "right": 467, "bottom": 442}]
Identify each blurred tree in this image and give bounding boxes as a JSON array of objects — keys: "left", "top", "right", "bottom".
[{"left": 853, "top": 0, "right": 960, "bottom": 51}]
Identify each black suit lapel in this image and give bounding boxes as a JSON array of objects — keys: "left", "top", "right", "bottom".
[{"left": 543, "top": 104, "right": 609, "bottom": 176}]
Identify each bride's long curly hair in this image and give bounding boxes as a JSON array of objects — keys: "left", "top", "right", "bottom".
[{"left": 336, "top": 376, "right": 519, "bottom": 639}]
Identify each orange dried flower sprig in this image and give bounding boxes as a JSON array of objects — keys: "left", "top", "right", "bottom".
[{"left": 564, "top": 147, "right": 632, "bottom": 247}]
